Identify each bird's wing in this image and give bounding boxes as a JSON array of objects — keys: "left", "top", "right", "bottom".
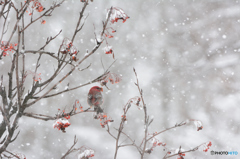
[
  {"left": 94, "top": 93, "right": 103, "bottom": 106},
  {"left": 87, "top": 94, "right": 93, "bottom": 106},
  {"left": 88, "top": 93, "right": 93, "bottom": 99}
]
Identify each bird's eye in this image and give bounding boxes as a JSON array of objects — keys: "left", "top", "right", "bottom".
[{"left": 98, "top": 87, "right": 103, "bottom": 92}]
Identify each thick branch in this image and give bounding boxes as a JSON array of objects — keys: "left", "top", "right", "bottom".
[
  {"left": 0, "top": 112, "right": 21, "bottom": 153},
  {"left": 8, "top": 55, "right": 16, "bottom": 100},
  {"left": 15, "top": 26, "right": 21, "bottom": 107}
]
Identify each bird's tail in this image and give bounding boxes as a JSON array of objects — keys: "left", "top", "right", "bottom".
[{"left": 94, "top": 106, "right": 103, "bottom": 114}]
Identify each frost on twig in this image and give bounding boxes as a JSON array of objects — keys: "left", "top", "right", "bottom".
[
  {"left": 61, "top": 136, "right": 95, "bottom": 159},
  {"left": 53, "top": 118, "right": 70, "bottom": 133},
  {"left": 163, "top": 141, "right": 212, "bottom": 159},
  {"left": 98, "top": 72, "right": 122, "bottom": 87},
  {"left": 60, "top": 38, "right": 79, "bottom": 61},
  {"left": 78, "top": 146, "right": 95, "bottom": 159},
  {"left": 108, "top": 7, "right": 130, "bottom": 24}
]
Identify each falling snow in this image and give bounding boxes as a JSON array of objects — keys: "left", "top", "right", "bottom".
[{"left": 0, "top": 1, "right": 239, "bottom": 159}]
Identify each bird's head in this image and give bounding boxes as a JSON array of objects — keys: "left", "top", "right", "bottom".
[{"left": 89, "top": 86, "right": 103, "bottom": 93}]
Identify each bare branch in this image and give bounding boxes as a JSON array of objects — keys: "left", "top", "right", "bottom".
[
  {"left": 146, "top": 121, "right": 187, "bottom": 143},
  {"left": 10, "top": 131, "right": 20, "bottom": 143},
  {"left": 78, "top": 63, "right": 91, "bottom": 71},
  {"left": 6, "top": 1, "right": 30, "bottom": 45},
  {"left": 25, "top": 50, "right": 58, "bottom": 59},
  {"left": 120, "top": 131, "right": 142, "bottom": 154},
  {"left": 133, "top": 68, "right": 148, "bottom": 159},
  {"left": 21, "top": 1, "right": 65, "bottom": 33},
  {"left": 39, "top": 30, "right": 62, "bottom": 50},
  {"left": 0, "top": 79, "right": 8, "bottom": 109},
  {"left": 0, "top": 2, "right": 11, "bottom": 43},
  {"left": 71, "top": 2, "right": 88, "bottom": 42},
  {"left": 15, "top": 26, "right": 21, "bottom": 108},
  {"left": 31, "top": 70, "right": 110, "bottom": 99},
  {"left": 25, "top": 13, "right": 112, "bottom": 106},
  {"left": 0, "top": 106, "right": 10, "bottom": 131},
  {"left": 8, "top": 55, "right": 16, "bottom": 99},
  {"left": 4, "top": 149, "right": 21, "bottom": 159},
  {"left": 0, "top": 112, "right": 21, "bottom": 153},
  {"left": 106, "top": 124, "right": 117, "bottom": 140},
  {"left": 21, "top": 3, "right": 26, "bottom": 97},
  {"left": 61, "top": 135, "right": 78, "bottom": 159},
  {"left": 163, "top": 143, "right": 206, "bottom": 159},
  {"left": 101, "top": 7, "right": 112, "bottom": 37},
  {"left": 23, "top": 108, "right": 94, "bottom": 121},
  {"left": 113, "top": 98, "right": 133, "bottom": 159}
]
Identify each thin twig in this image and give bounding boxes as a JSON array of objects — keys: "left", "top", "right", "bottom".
[
  {"left": 25, "top": 11, "right": 112, "bottom": 105},
  {"left": 146, "top": 121, "right": 186, "bottom": 143},
  {"left": 61, "top": 135, "right": 78, "bottom": 159},
  {"left": 106, "top": 124, "right": 117, "bottom": 140},
  {"left": 163, "top": 143, "right": 205, "bottom": 159},
  {"left": 39, "top": 30, "right": 62, "bottom": 50},
  {"left": 71, "top": 2, "right": 88, "bottom": 42},
  {"left": 133, "top": 68, "right": 148, "bottom": 159},
  {"left": 0, "top": 2, "right": 11, "bottom": 43},
  {"left": 21, "top": 1, "right": 65, "bottom": 33},
  {"left": 23, "top": 108, "right": 94, "bottom": 121},
  {"left": 120, "top": 131, "right": 142, "bottom": 154},
  {"left": 4, "top": 149, "right": 21, "bottom": 159}
]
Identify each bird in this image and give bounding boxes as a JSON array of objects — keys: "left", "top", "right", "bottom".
[{"left": 87, "top": 86, "right": 104, "bottom": 115}]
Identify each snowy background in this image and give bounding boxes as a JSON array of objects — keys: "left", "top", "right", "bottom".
[{"left": 1, "top": 0, "right": 240, "bottom": 158}]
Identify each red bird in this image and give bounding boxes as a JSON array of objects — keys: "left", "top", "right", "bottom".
[{"left": 87, "top": 86, "right": 104, "bottom": 114}]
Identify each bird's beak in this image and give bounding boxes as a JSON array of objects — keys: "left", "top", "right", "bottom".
[{"left": 100, "top": 87, "right": 103, "bottom": 92}]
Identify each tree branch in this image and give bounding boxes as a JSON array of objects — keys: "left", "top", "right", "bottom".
[
  {"left": 24, "top": 8, "right": 113, "bottom": 107},
  {"left": 21, "top": 1, "right": 65, "bottom": 33},
  {"left": 133, "top": 68, "right": 148, "bottom": 159},
  {"left": 23, "top": 108, "right": 94, "bottom": 121},
  {"left": 61, "top": 135, "right": 78, "bottom": 159},
  {"left": 71, "top": 1, "right": 88, "bottom": 42},
  {"left": 163, "top": 143, "right": 206, "bottom": 159}
]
